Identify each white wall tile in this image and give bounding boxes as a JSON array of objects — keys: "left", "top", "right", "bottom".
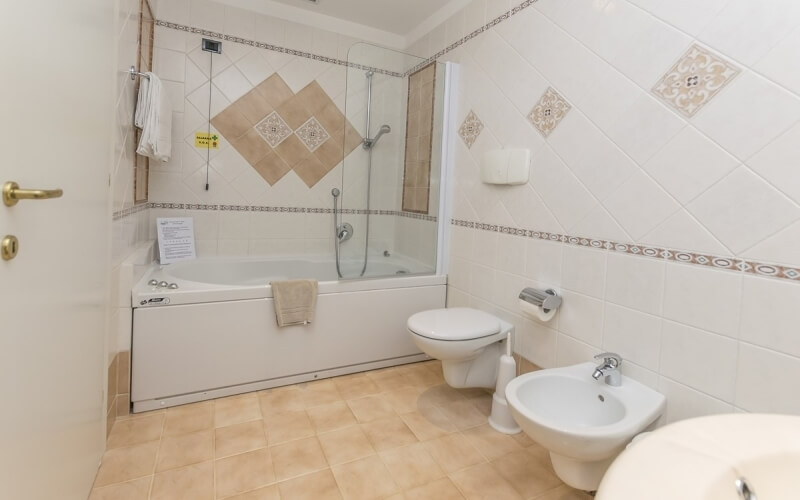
[
  {"left": 692, "top": 71, "right": 800, "bottom": 161},
  {"left": 663, "top": 263, "right": 742, "bottom": 338},
  {"left": 698, "top": 0, "right": 800, "bottom": 66},
  {"left": 747, "top": 121, "right": 800, "bottom": 206},
  {"left": 641, "top": 210, "right": 730, "bottom": 256},
  {"left": 556, "top": 333, "right": 600, "bottom": 367},
  {"left": 524, "top": 239, "right": 563, "bottom": 287},
  {"left": 643, "top": 127, "right": 739, "bottom": 205},
  {"left": 687, "top": 167, "right": 800, "bottom": 254},
  {"left": 558, "top": 290, "right": 604, "bottom": 347},
  {"left": 603, "top": 304, "right": 662, "bottom": 371},
  {"left": 605, "top": 253, "right": 665, "bottom": 315},
  {"left": 739, "top": 276, "right": 800, "bottom": 358},
  {"left": 603, "top": 170, "right": 680, "bottom": 240},
  {"left": 561, "top": 245, "right": 606, "bottom": 298},
  {"left": 658, "top": 377, "right": 734, "bottom": 425},
  {"left": 659, "top": 321, "right": 738, "bottom": 401},
  {"left": 735, "top": 343, "right": 800, "bottom": 415},
  {"left": 605, "top": 93, "right": 686, "bottom": 165}
]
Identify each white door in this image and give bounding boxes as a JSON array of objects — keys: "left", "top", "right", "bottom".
[{"left": 0, "top": 1, "right": 114, "bottom": 499}]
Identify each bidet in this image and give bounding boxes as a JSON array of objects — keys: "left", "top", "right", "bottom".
[{"left": 505, "top": 361, "right": 665, "bottom": 491}]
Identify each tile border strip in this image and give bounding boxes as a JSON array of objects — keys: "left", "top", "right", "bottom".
[
  {"left": 450, "top": 218, "right": 800, "bottom": 283},
  {"left": 406, "top": 0, "right": 539, "bottom": 74},
  {"left": 113, "top": 203, "right": 437, "bottom": 221},
  {"left": 111, "top": 202, "right": 150, "bottom": 221},
  {"left": 155, "top": 20, "right": 405, "bottom": 78}
]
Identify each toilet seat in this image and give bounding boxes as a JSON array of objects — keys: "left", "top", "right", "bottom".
[{"left": 407, "top": 307, "right": 501, "bottom": 341}]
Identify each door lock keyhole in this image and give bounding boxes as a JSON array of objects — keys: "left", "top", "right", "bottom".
[{"left": 2, "top": 235, "right": 19, "bottom": 261}]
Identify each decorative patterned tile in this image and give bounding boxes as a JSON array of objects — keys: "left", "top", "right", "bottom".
[
  {"left": 458, "top": 110, "right": 483, "bottom": 149},
  {"left": 255, "top": 112, "right": 293, "bottom": 148},
  {"left": 652, "top": 44, "right": 741, "bottom": 118},
  {"left": 295, "top": 117, "right": 330, "bottom": 152},
  {"left": 528, "top": 87, "right": 571, "bottom": 138}
]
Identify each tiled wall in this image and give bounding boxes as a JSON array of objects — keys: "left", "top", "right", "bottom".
[
  {"left": 108, "top": 0, "right": 159, "bottom": 432},
  {"left": 148, "top": 0, "right": 427, "bottom": 260},
  {"left": 413, "top": 0, "right": 800, "bottom": 422}
]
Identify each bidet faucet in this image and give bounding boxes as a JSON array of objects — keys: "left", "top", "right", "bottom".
[{"left": 592, "top": 352, "right": 622, "bottom": 387}]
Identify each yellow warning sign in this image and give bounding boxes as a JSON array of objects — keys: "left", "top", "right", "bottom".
[{"left": 195, "top": 132, "right": 220, "bottom": 149}]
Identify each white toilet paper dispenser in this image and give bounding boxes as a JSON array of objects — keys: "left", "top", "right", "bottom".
[{"left": 519, "top": 287, "right": 562, "bottom": 313}]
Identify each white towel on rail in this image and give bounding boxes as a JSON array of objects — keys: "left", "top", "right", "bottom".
[{"left": 134, "top": 72, "right": 172, "bottom": 162}]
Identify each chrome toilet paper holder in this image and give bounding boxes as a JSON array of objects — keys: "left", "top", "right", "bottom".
[{"left": 519, "top": 288, "right": 562, "bottom": 313}]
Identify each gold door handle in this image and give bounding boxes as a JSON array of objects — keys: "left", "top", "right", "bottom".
[{"left": 3, "top": 181, "right": 63, "bottom": 207}]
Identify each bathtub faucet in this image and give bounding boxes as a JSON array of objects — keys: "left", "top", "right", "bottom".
[{"left": 592, "top": 352, "right": 622, "bottom": 387}]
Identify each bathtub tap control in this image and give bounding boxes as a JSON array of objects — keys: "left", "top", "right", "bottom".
[
  {"left": 158, "top": 281, "right": 169, "bottom": 288},
  {"left": 168, "top": 283, "right": 179, "bottom": 289},
  {"left": 148, "top": 279, "right": 159, "bottom": 287}
]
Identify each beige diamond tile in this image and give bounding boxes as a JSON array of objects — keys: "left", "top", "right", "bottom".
[
  {"left": 652, "top": 44, "right": 740, "bottom": 118},
  {"left": 295, "top": 117, "right": 330, "bottom": 152},
  {"left": 458, "top": 110, "right": 483, "bottom": 148},
  {"left": 255, "top": 111, "right": 293, "bottom": 148},
  {"left": 528, "top": 87, "right": 571, "bottom": 138}
]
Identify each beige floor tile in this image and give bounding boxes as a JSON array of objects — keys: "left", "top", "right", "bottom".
[
  {"left": 361, "top": 417, "right": 419, "bottom": 452},
  {"left": 163, "top": 401, "right": 214, "bottom": 436},
  {"left": 222, "top": 484, "right": 281, "bottom": 500},
  {"left": 107, "top": 413, "right": 164, "bottom": 449},
  {"left": 466, "top": 392, "right": 493, "bottom": 417},
  {"left": 265, "top": 410, "right": 314, "bottom": 445},
  {"left": 318, "top": 425, "right": 376, "bottom": 465},
  {"left": 215, "top": 420, "right": 268, "bottom": 458},
  {"left": 511, "top": 431, "right": 536, "bottom": 447},
  {"left": 277, "top": 468, "right": 343, "bottom": 500},
  {"left": 215, "top": 393, "right": 263, "bottom": 428},
  {"left": 416, "top": 385, "right": 466, "bottom": 407},
  {"left": 94, "top": 441, "right": 159, "bottom": 487},
  {"left": 404, "top": 477, "right": 465, "bottom": 500},
  {"left": 462, "top": 424, "right": 523, "bottom": 461},
  {"left": 271, "top": 436, "right": 329, "bottom": 480},
  {"left": 371, "top": 372, "right": 415, "bottom": 392},
  {"left": 532, "top": 484, "right": 593, "bottom": 500},
  {"left": 379, "top": 442, "right": 444, "bottom": 490},
  {"left": 400, "top": 407, "right": 457, "bottom": 441},
  {"left": 405, "top": 365, "right": 445, "bottom": 388},
  {"left": 331, "top": 455, "right": 399, "bottom": 500},
  {"left": 156, "top": 429, "right": 214, "bottom": 472},
  {"left": 423, "top": 434, "right": 485, "bottom": 474},
  {"left": 259, "top": 386, "right": 306, "bottom": 417},
  {"left": 298, "top": 379, "right": 343, "bottom": 408},
  {"left": 215, "top": 448, "right": 276, "bottom": 499},
  {"left": 333, "top": 373, "right": 381, "bottom": 400},
  {"left": 449, "top": 462, "right": 524, "bottom": 500},
  {"left": 382, "top": 386, "right": 425, "bottom": 414},
  {"left": 307, "top": 401, "right": 357, "bottom": 433},
  {"left": 88, "top": 476, "right": 151, "bottom": 500},
  {"left": 347, "top": 395, "right": 396, "bottom": 423},
  {"left": 151, "top": 461, "right": 214, "bottom": 500},
  {"left": 436, "top": 400, "right": 488, "bottom": 430},
  {"left": 491, "top": 449, "right": 562, "bottom": 499}
]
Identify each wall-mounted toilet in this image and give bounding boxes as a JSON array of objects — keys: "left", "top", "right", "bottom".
[{"left": 407, "top": 307, "right": 513, "bottom": 389}]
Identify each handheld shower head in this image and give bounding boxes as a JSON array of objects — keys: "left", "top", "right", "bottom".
[{"left": 363, "top": 124, "right": 392, "bottom": 150}]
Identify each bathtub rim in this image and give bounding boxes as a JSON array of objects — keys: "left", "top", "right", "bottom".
[{"left": 132, "top": 263, "right": 447, "bottom": 308}]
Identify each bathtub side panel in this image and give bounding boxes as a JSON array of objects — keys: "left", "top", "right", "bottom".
[{"left": 131, "top": 285, "right": 445, "bottom": 404}]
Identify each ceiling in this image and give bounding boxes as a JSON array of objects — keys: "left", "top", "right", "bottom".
[{"left": 268, "top": 0, "right": 457, "bottom": 35}]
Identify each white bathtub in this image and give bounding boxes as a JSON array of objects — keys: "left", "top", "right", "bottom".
[{"left": 130, "top": 255, "right": 446, "bottom": 412}]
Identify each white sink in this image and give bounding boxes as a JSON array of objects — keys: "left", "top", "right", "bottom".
[
  {"left": 505, "top": 362, "right": 665, "bottom": 491},
  {"left": 597, "top": 413, "right": 800, "bottom": 500}
]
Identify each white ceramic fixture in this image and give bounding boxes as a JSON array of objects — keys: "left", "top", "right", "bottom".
[
  {"left": 505, "top": 362, "right": 666, "bottom": 491},
  {"left": 407, "top": 308, "right": 512, "bottom": 389},
  {"left": 597, "top": 414, "right": 800, "bottom": 500}
]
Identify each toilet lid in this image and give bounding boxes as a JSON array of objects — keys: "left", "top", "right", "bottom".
[{"left": 408, "top": 308, "right": 502, "bottom": 341}]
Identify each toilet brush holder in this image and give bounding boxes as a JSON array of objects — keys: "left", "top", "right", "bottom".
[{"left": 488, "top": 353, "right": 521, "bottom": 434}]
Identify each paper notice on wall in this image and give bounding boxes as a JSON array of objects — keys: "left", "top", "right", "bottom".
[{"left": 156, "top": 217, "right": 197, "bottom": 264}]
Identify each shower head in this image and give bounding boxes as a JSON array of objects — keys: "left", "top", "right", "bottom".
[{"left": 363, "top": 124, "right": 391, "bottom": 150}]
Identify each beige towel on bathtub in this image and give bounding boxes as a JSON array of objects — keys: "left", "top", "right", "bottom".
[{"left": 270, "top": 279, "right": 318, "bottom": 327}]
